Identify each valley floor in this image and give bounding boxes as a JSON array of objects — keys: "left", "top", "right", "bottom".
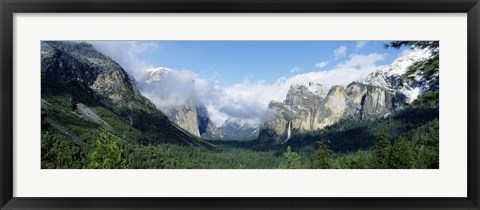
[{"left": 41, "top": 89, "right": 439, "bottom": 169}]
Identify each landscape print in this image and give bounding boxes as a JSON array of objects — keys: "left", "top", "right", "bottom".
[{"left": 41, "top": 41, "right": 439, "bottom": 169}]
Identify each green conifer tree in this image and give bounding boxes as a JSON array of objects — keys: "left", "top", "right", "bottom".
[
  {"left": 283, "top": 146, "right": 301, "bottom": 169},
  {"left": 311, "top": 140, "right": 332, "bottom": 169},
  {"left": 88, "top": 129, "right": 128, "bottom": 169},
  {"left": 372, "top": 129, "right": 390, "bottom": 169},
  {"left": 389, "top": 136, "right": 415, "bottom": 169},
  {"left": 384, "top": 41, "right": 439, "bottom": 78}
]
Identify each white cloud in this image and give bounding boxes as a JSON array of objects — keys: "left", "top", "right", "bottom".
[
  {"left": 334, "top": 46, "right": 347, "bottom": 59},
  {"left": 336, "top": 53, "right": 385, "bottom": 69},
  {"left": 314, "top": 61, "right": 329, "bottom": 68},
  {"left": 93, "top": 43, "right": 390, "bottom": 127},
  {"left": 89, "top": 41, "right": 158, "bottom": 80},
  {"left": 139, "top": 69, "right": 203, "bottom": 111},
  {"left": 140, "top": 71, "right": 277, "bottom": 127},
  {"left": 289, "top": 67, "right": 300, "bottom": 73},
  {"left": 283, "top": 54, "right": 385, "bottom": 88},
  {"left": 140, "top": 52, "right": 385, "bottom": 126},
  {"left": 356, "top": 41, "right": 368, "bottom": 48}
]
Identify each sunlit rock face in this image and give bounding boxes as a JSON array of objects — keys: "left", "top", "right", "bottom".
[
  {"left": 259, "top": 48, "right": 437, "bottom": 144},
  {"left": 41, "top": 41, "right": 204, "bottom": 147},
  {"left": 41, "top": 41, "right": 161, "bottom": 125},
  {"left": 259, "top": 82, "right": 329, "bottom": 144},
  {"left": 162, "top": 102, "right": 201, "bottom": 137},
  {"left": 142, "top": 67, "right": 225, "bottom": 139}
]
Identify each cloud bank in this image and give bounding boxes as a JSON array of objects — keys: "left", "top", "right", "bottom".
[
  {"left": 136, "top": 53, "right": 386, "bottom": 127},
  {"left": 90, "top": 42, "right": 388, "bottom": 127}
]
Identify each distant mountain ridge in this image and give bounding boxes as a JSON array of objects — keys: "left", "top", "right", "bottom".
[{"left": 218, "top": 119, "right": 259, "bottom": 140}]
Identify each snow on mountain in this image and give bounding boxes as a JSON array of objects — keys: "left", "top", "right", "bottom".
[
  {"left": 144, "top": 67, "right": 172, "bottom": 83},
  {"left": 219, "top": 119, "right": 259, "bottom": 140},
  {"left": 306, "top": 82, "right": 329, "bottom": 98},
  {"left": 260, "top": 47, "right": 438, "bottom": 144},
  {"left": 359, "top": 48, "right": 433, "bottom": 103}
]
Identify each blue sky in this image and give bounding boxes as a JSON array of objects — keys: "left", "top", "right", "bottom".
[
  {"left": 90, "top": 40, "right": 412, "bottom": 126},
  {"left": 121, "top": 41, "right": 405, "bottom": 86}
]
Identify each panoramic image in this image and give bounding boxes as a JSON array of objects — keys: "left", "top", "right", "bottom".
[{"left": 41, "top": 40, "right": 439, "bottom": 169}]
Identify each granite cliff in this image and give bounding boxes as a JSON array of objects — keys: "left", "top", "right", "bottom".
[
  {"left": 41, "top": 41, "right": 209, "bottom": 147},
  {"left": 258, "top": 48, "right": 436, "bottom": 144}
]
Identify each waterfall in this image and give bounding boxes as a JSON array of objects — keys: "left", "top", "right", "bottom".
[{"left": 283, "top": 121, "right": 292, "bottom": 144}]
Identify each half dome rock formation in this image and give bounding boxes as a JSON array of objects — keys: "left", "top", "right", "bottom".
[
  {"left": 141, "top": 67, "right": 222, "bottom": 139},
  {"left": 162, "top": 102, "right": 202, "bottom": 137}
]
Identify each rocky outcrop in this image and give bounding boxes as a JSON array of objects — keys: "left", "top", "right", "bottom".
[
  {"left": 164, "top": 102, "right": 201, "bottom": 137},
  {"left": 259, "top": 83, "right": 327, "bottom": 143},
  {"left": 260, "top": 82, "right": 407, "bottom": 144},
  {"left": 345, "top": 82, "right": 407, "bottom": 120},
  {"left": 202, "top": 121, "right": 224, "bottom": 140},
  {"left": 259, "top": 48, "right": 436, "bottom": 144},
  {"left": 197, "top": 105, "right": 224, "bottom": 139},
  {"left": 317, "top": 85, "right": 348, "bottom": 128},
  {"left": 75, "top": 103, "right": 113, "bottom": 131},
  {"left": 258, "top": 115, "right": 290, "bottom": 143},
  {"left": 41, "top": 41, "right": 207, "bottom": 147},
  {"left": 142, "top": 67, "right": 225, "bottom": 139},
  {"left": 360, "top": 48, "right": 433, "bottom": 103},
  {"left": 42, "top": 41, "right": 158, "bottom": 117},
  {"left": 142, "top": 67, "right": 202, "bottom": 137},
  {"left": 144, "top": 67, "right": 171, "bottom": 84},
  {"left": 284, "top": 83, "right": 327, "bottom": 107}
]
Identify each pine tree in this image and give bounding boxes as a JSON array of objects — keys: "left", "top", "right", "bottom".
[
  {"left": 384, "top": 41, "right": 439, "bottom": 78},
  {"left": 311, "top": 140, "right": 332, "bottom": 169},
  {"left": 389, "top": 136, "right": 415, "bottom": 169},
  {"left": 88, "top": 129, "right": 128, "bottom": 169},
  {"left": 414, "top": 120, "right": 439, "bottom": 169},
  {"left": 372, "top": 129, "right": 390, "bottom": 169},
  {"left": 384, "top": 41, "right": 439, "bottom": 50},
  {"left": 41, "top": 131, "right": 87, "bottom": 169},
  {"left": 283, "top": 146, "right": 301, "bottom": 169}
]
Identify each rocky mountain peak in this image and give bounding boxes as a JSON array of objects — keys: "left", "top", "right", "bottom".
[
  {"left": 284, "top": 82, "right": 328, "bottom": 108},
  {"left": 141, "top": 66, "right": 225, "bottom": 139},
  {"left": 307, "top": 82, "right": 329, "bottom": 98},
  {"left": 219, "top": 119, "right": 259, "bottom": 140},
  {"left": 363, "top": 48, "right": 432, "bottom": 82},
  {"left": 41, "top": 41, "right": 152, "bottom": 111},
  {"left": 360, "top": 48, "right": 434, "bottom": 103},
  {"left": 41, "top": 41, "right": 208, "bottom": 147},
  {"left": 259, "top": 48, "right": 438, "bottom": 144},
  {"left": 144, "top": 67, "right": 172, "bottom": 83}
]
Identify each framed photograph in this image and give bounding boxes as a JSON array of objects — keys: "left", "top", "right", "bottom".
[{"left": 1, "top": 0, "right": 479, "bottom": 209}]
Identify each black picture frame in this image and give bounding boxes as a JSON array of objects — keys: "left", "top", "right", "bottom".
[{"left": 1, "top": 0, "right": 479, "bottom": 209}]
